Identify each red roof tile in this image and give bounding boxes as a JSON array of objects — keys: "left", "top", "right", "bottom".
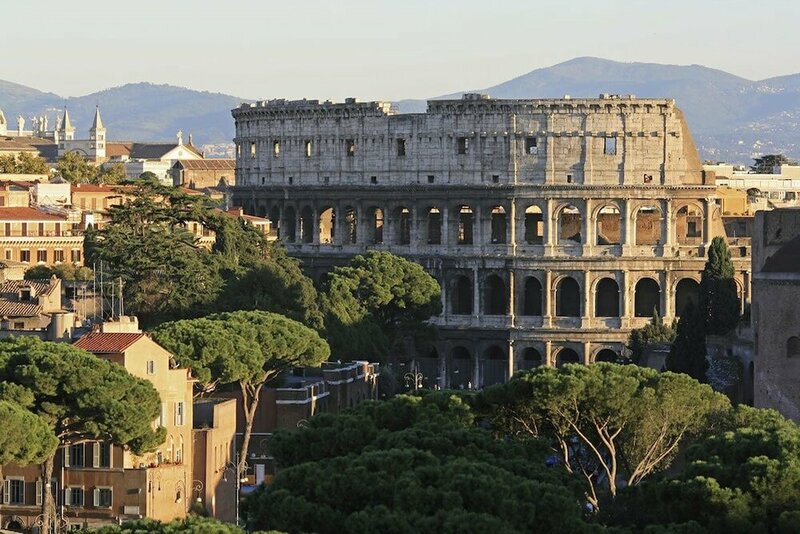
[
  {"left": 73, "top": 332, "right": 145, "bottom": 353},
  {"left": 0, "top": 207, "right": 66, "bottom": 221}
]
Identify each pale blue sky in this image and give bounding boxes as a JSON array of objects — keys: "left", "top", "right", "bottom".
[{"left": 3, "top": 0, "right": 799, "bottom": 100}]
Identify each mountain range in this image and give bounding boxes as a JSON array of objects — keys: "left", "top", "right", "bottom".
[{"left": 2, "top": 57, "right": 800, "bottom": 164}]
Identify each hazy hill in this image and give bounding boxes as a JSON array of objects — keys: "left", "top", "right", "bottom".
[{"left": 3, "top": 57, "right": 800, "bottom": 163}]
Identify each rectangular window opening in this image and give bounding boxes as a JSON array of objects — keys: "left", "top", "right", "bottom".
[
  {"left": 396, "top": 139, "right": 406, "bottom": 157},
  {"left": 604, "top": 136, "right": 617, "bottom": 155},
  {"left": 525, "top": 137, "right": 538, "bottom": 155},
  {"left": 370, "top": 176, "right": 377, "bottom": 184},
  {"left": 304, "top": 140, "right": 312, "bottom": 157},
  {"left": 272, "top": 140, "right": 281, "bottom": 157},
  {"left": 427, "top": 175, "right": 435, "bottom": 184},
  {"left": 492, "top": 175, "right": 500, "bottom": 183},
  {"left": 345, "top": 139, "right": 355, "bottom": 157},
  {"left": 456, "top": 137, "right": 468, "bottom": 155}
]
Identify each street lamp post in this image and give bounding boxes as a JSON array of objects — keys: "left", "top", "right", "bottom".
[
  {"left": 404, "top": 361, "right": 424, "bottom": 391},
  {"left": 223, "top": 452, "right": 248, "bottom": 526},
  {"left": 192, "top": 480, "right": 204, "bottom": 510}
]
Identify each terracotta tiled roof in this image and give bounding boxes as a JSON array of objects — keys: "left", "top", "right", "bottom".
[
  {"left": 174, "top": 159, "right": 234, "bottom": 171},
  {"left": 0, "top": 300, "right": 42, "bottom": 317},
  {"left": 0, "top": 279, "right": 58, "bottom": 298},
  {"left": 0, "top": 138, "right": 39, "bottom": 152},
  {"left": 73, "top": 332, "right": 145, "bottom": 353},
  {"left": 105, "top": 142, "right": 133, "bottom": 158},
  {"left": 221, "top": 207, "right": 269, "bottom": 223},
  {"left": 0, "top": 207, "right": 66, "bottom": 221},
  {"left": 762, "top": 235, "right": 800, "bottom": 273}
]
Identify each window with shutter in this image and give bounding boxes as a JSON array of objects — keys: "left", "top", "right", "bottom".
[
  {"left": 93, "top": 442, "right": 100, "bottom": 468},
  {"left": 36, "top": 479, "right": 43, "bottom": 506},
  {"left": 3, "top": 479, "right": 9, "bottom": 505}
]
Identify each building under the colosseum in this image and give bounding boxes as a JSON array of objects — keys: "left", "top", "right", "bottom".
[{"left": 231, "top": 93, "right": 751, "bottom": 389}]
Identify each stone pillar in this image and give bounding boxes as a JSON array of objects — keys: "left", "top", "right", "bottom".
[
  {"left": 408, "top": 206, "right": 418, "bottom": 250},
  {"left": 664, "top": 200, "right": 675, "bottom": 249},
  {"left": 545, "top": 199, "right": 556, "bottom": 255},
  {"left": 544, "top": 270, "right": 553, "bottom": 327},
  {"left": 661, "top": 271, "right": 670, "bottom": 321},
  {"left": 582, "top": 271, "right": 591, "bottom": 328},
  {"left": 703, "top": 198, "right": 713, "bottom": 246},
  {"left": 583, "top": 198, "right": 593, "bottom": 255},
  {"left": 312, "top": 207, "right": 320, "bottom": 245},
  {"left": 507, "top": 339, "right": 515, "bottom": 382},
  {"left": 441, "top": 205, "right": 449, "bottom": 248},
  {"left": 544, "top": 340, "right": 553, "bottom": 367},
  {"left": 473, "top": 205, "right": 483, "bottom": 247},
  {"left": 473, "top": 267, "right": 481, "bottom": 319},
  {"left": 623, "top": 200, "right": 634, "bottom": 254},
  {"left": 383, "top": 205, "right": 395, "bottom": 246},
  {"left": 583, "top": 341, "right": 592, "bottom": 365},
  {"left": 472, "top": 351, "right": 480, "bottom": 390},
  {"left": 620, "top": 270, "right": 630, "bottom": 328}
]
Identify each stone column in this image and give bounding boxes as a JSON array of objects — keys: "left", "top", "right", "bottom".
[
  {"left": 620, "top": 270, "right": 630, "bottom": 328},
  {"left": 583, "top": 198, "right": 593, "bottom": 255},
  {"left": 312, "top": 207, "right": 321, "bottom": 245},
  {"left": 583, "top": 341, "right": 592, "bottom": 365},
  {"left": 472, "top": 350, "right": 480, "bottom": 390},
  {"left": 664, "top": 200, "right": 675, "bottom": 249},
  {"left": 507, "top": 340, "right": 515, "bottom": 383},
  {"left": 582, "top": 271, "right": 591, "bottom": 328},
  {"left": 473, "top": 205, "right": 483, "bottom": 247},
  {"left": 441, "top": 205, "right": 449, "bottom": 248},
  {"left": 383, "top": 205, "right": 394, "bottom": 246},
  {"left": 544, "top": 270, "right": 553, "bottom": 327},
  {"left": 623, "top": 199, "right": 634, "bottom": 254},
  {"left": 544, "top": 340, "right": 553, "bottom": 367},
  {"left": 661, "top": 271, "right": 670, "bottom": 321},
  {"left": 703, "top": 198, "right": 713, "bottom": 245},
  {"left": 473, "top": 267, "right": 481, "bottom": 319},
  {"left": 545, "top": 199, "right": 556, "bottom": 255}
]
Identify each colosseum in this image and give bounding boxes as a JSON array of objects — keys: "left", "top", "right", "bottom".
[{"left": 231, "top": 93, "right": 751, "bottom": 389}]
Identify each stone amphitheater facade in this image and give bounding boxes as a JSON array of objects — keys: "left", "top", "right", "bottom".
[{"left": 231, "top": 93, "right": 751, "bottom": 389}]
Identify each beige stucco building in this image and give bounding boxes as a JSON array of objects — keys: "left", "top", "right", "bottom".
[{"left": 232, "top": 94, "right": 751, "bottom": 388}]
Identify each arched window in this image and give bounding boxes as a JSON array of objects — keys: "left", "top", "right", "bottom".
[
  {"left": 451, "top": 275, "right": 472, "bottom": 315},
  {"left": 556, "top": 277, "right": 580, "bottom": 317},
  {"left": 484, "top": 275, "right": 507, "bottom": 315},
  {"left": 427, "top": 207, "right": 442, "bottom": 245},
  {"left": 595, "top": 278, "right": 620, "bottom": 317},
  {"left": 559, "top": 205, "right": 582, "bottom": 243},
  {"left": 481, "top": 345, "right": 507, "bottom": 386},
  {"left": 635, "top": 278, "right": 661, "bottom": 317},
  {"left": 677, "top": 205, "right": 703, "bottom": 244},
  {"left": 635, "top": 205, "right": 662, "bottom": 245},
  {"left": 369, "top": 207, "right": 384, "bottom": 244},
  {"left": 596, "top": 205, "right": 621, "bottom": 245},
  {"left": 300, "top": 206, "right": 314, "bottom": 243},
  {"left": 457, "top": 205, "right": 474, "bottom": 245},
  {"left": 283, "top": 206, "right": 296, "bottom": 242},
  {"left": 490, "top": 206, "right": 507, "bottom": 244},
  {"left": 450, "top": 346, "right": 472, "bottom": 389},
  {"left": 524, "top": 205, "right": 544, "bottom": 244},
  {"left": 397, "top": 207, "right": 411, "bottom": 245},
  {"left": 522, "top": 277, "right": 543, "bottom": 316},
  {"left": 556, "top": 348, "right": 580, "bottom": 367},
  {"left": 675, "top": 278, "right": 700, "bottom": 316},
  {"left": 595, "top": 349, "right": 618, "bottom": 363},
  {"left": 344, "top": 206, "right": 357, "bottom": 244},
  {"left": 319, "top": 207, "right": 335, "bottom": 244},
  {"left": 788, "top": 337, "right": 800, "bottom": 358},
  {"left": 520, "top": 347, "right": 542, "bottom": 370}
]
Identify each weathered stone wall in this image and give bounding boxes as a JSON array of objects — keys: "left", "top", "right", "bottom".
[{"left": 231, "top": 95, "right": 750, "bottom": 389}]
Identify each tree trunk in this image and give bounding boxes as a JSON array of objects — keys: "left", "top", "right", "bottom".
[
  {"left": 42, "top": 454, "right": 55, "bottom": 534},
  {"left": 237, "top": 384, "right": 262, "bottom": 482}
]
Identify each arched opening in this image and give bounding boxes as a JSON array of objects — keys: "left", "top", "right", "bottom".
[
  {"left": 524, "top": 205, "right": 544, "bottom": 244},
  {"left": 635, "top": 205, "right": 662, "bottom": 245},
  {"left": 596, "top": 205, "right": 621, "bottom": 245},
  {"left": 595, "top": 278, "right": 620, "bottom": 317},
  {"left": 397, "top": 207, "right": 411, "bottom": 245},
  {"left": 450, "top": 346, "right": 473, "bottom": 389},
  {"left": 556, "top": 348, "right": 580, "bottom": 367},
  {"left": 5, "top": 518, "right": 23, "bottom": 531},
  {"left": 451, "top": 275, "right": 473, "bottom": 315},
  {"left": 344, "top": 206, "right": 357, "bottom": 244},
  {"left": 522, "top": 276, "right": 543, "bottom": 316},
  {"left": 484, "top": 274, "right": 507, "bottom": 315},
  {"left": 481, "top": 345, "right": 507, "bottom": 386},
  {"left": 676, "top": 205, "right": 703, "bottom": 244},
  {"left": 595, "top": 349, "right": 618, "bottom": 363},
  {"left": 635, "top": 278, "right": 661, "bottom": 317},
  {"left": 427, "top": 207, "right": 442, "bottom": 245},
  {"left": 283, "top": 206, "right": 296, "bottom": 242},
  {"left": 675, "top": 278, "right": 700, "bottom": 316},
  {"left": 559, "top": 204, "right": 582, "bottom": 243},
  {"left": 556, "top": 277, "right": 580, "bottom": 317},
  {"left": 520, "top": 347, "right": 542, "bottom": 370},
  {"left": 319, "top": 207, "right": 335, "bottom": 244},
  {"left": 788, "top": 336, "right": 800, "bottom": 358},
  {"left": 369, "top": 207, "right": 384, "bottom": 244},
  {"left": 300, "top": 206, "right": 314, "bottom": 243},
  {"left": 258, "top": 205, "right": 268, "bottom": 218},
  {"left": 268, "top": 206, "right": 280, "bottom": 239},
  {"left": 457, "top": 205, "right": 474, "bottom": 245},
  {"left": 490, "top": 206, "right": 507, "bottom": 244},
  {"left": 415, "top": 347, "right": 439, "bottom": 388}
]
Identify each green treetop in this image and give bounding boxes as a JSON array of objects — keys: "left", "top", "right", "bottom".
[
  {"left": 56, "top": 151, "right": 98, "bottom": 183},
  {"left": 0, "top": 337, "right": 165, "bottom": 533},
  {"left": 320, "top": 251, "right": 442, "bottom": 361},
  {"left": 626, "top": 310, "right": 676, "bottom": 364},
  {"left": 700, "top": 236, "right": 740, "bottom": 335},
  {"left": 666, "top": 300, "right": 709, "bottom": 381},
  {"left": 153, "top": 310, "right": 329, "bottom": 479},
  {"left": 0, "top": 152, "right": 51, "bottom": 175}
]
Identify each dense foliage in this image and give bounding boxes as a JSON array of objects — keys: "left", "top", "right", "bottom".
[
  {"left": 0, "top": 152, "right": 50, "bottom": 174},
  {"left": 0, "top": 337, "right": 164, "bottom": 532},
  {"left": 0, "top": 399, "right": 58, "bottom": 482},
  {"left": 24, "top": 262, "right": 93, "bottom": 281},
  {"left": 85, "top": 181, "right": 321, "bottom": 328},
  {"left": 153, "top": 310, "right": 329, "bottom": 475},
  {"left": 55, "top": 152, "right": 127, "bottom": 184},
  {"left": 320, "top": 251, "right": 441, "bottom": 361},
  {"left": 476, "top": 364, "right": 730, "bottom": 510},
  {"left": 750, "top": 153, "right": 796, "bottom": 174},
  {"left": 90, "top": 515, "right": 283, "bottom": 534},
  {"left": 666, "top": 301, "right": 709, "bottom": 380},
  {"left": 699, "top": 237, "right": 740, "bottom": 335},
  {"left": 244, "top": 392, "right": 591, "bottom": 533},
  {"left": 626, "top": 311, "right": 676, "bottom": 364}
]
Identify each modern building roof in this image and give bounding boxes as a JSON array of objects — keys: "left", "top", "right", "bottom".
[
  {"left": 73, "top": 332, "right": 145, "bottom": 353},
  {"left": 762, "top": 235, "right": 800, "bottom": 274},
  {"left": 174, "top": 159, "right": 234, "bottom": 171},
  {"left": 0, "top": 207, "right": 66, "bottom": 221}
]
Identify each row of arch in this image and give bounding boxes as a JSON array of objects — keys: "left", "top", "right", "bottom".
[
  {"left": 410, "top": 345, "right": 622, "bottom": 389},
  {"left": 450, "top": 274, "right": 701, "bottom": 318},
  {"left": 258, "top": 201, "right": 706, "bottom": 247}
]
